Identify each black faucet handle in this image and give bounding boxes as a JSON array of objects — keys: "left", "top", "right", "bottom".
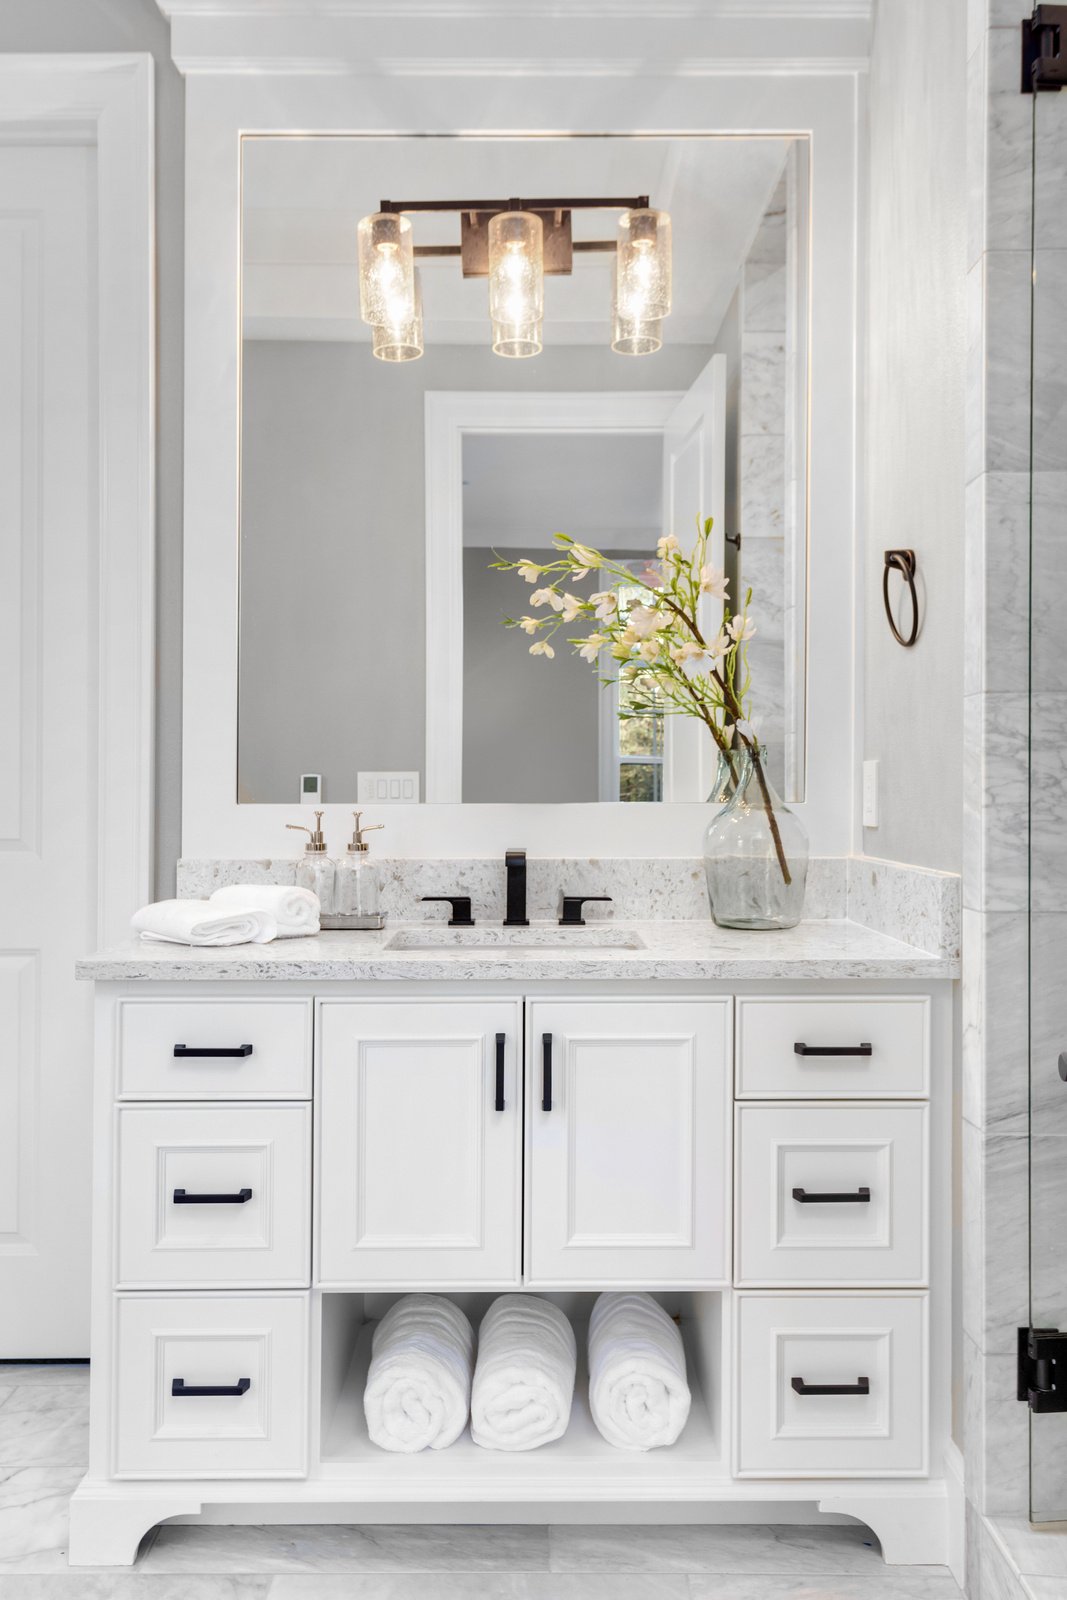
[
  {"left": 421, "top": 895, "right": 475, "bottom": 927},
  {"left": 559, "top": 895, "right": 613, "bottom": 927}
]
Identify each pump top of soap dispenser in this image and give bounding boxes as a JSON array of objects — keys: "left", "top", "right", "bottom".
[
  {"left": 286, "top": 810, "right": 327, "bottom": 852},
  {"left": 346, "top": 811, "right": 384, "bottom": 854}
]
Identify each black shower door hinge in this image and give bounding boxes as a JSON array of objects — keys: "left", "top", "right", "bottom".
[
  {"left": 1018, "top": 1326, "right": 1067, "bottom": 1410},
  {"left": 1022, "top": 6, "right": 1067, "bottom": 91}
]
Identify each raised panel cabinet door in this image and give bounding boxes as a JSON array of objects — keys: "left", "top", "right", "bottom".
[
  {"left": 317, "top": 1000, "right": 521, "bottom": 1286},
  {"left": 526, "top": 999, "right": 731, "bottom": 1286}
]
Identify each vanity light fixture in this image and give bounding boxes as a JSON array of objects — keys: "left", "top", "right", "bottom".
[{"left": 356, "top": 195, "right": 671, "bottom": 360}]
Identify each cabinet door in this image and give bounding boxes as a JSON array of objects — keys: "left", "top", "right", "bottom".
[
  {"left": 526, "top": 999, "right": 731, "bottom": 1286},
  {"left": 318, "top": 1000, "right": 521, "bottom": 1286}
]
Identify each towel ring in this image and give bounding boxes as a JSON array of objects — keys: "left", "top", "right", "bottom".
[{"left": 883, "top": 549, "right": 919, "bottom": 647}]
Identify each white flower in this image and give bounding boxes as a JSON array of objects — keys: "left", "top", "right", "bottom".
[
  {"left": 678, "top": 640, "right": 706, "bottom": 664},
  {"left": 657, "top": 533, "right": 680, "bottom": 559},
  {"left": 628, "top": 604, "right": 661, "bottom": 640},
  {"left": 708, "top": 630, "right": 732, "bottom": 659},
  {"left": 727, "top": 613, "right": 756, "bottom": 643},
  {"left": 518, "top": 616, "right": 540, "bottom": 635},
  {"left": 560, "top": 592, "right": 584, "bottom": 623},
  {"left": 611, "top": 640, "right": 633, "bottom": 660},
  {"left": 570, "top": 544, "right": 602, "bottom": 569},
  {"left": 618, "top": 625, "right": 638, "bottom": 647},
  {"left": 700, "top": 564, "right": 729, "bottom": 599},
  {"left": 517, "top": 560, "right": 541, "bottom": 584},
  {"left": 639, "top": 638, "right": 661, "bottom": 662},
  {"left": 531, "top": 587, "right": 565, "bottom": 612},
  {"left": 577, "top": 631, "right": 606, "bottom": 662},
  {"left": 570, "top": 567, "right": 590, "bottom": 581},
  {"left": 529, "top": 640, "right": 555, "bottom": 659},
  {"left": 591, "top": 590, "right": 618, "bottom": 620}
]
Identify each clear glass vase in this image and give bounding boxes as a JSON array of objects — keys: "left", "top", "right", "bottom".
[
  {"left": 708, "top": 745, "right": 744, "bottom": 807},
  {"left": 703, "top": 745, "right": 809, "bottom": 930}
]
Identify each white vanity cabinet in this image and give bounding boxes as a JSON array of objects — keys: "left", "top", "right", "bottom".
[{"left": 71, "top": 972, "right": 954, "bottom": 1571}]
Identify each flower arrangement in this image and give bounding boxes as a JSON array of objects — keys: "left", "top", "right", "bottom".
[{"left": 493, "top": 517, "right": 792, "bottom": 884}]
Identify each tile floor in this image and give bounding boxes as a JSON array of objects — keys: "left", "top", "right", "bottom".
[{"left": 0, "top": 1363, "right": 965, "bottom": 1599}]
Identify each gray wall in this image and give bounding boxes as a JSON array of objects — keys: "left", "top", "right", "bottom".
[
  {"left": 862, "top": 0, "right": 966, "bottom": 871},
  {"left": 239, "top": 340, "right": 712, "bottom": 804},
  {"left": 0, "top": 0, "right": 185, "bottom": 898}
]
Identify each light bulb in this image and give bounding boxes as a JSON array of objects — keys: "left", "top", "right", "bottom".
[
  {"left": 358, "top": 212, "right": 415, "bottom": 328},
  {"left": 611, "top": 271, "right": 662, "bottom": 355},
  {"left": 615, "top": 208, "right": 671, "bottom": 323},
  {"left": 488, "top": 210, "right": 543, "bottom": 358},
  {"left": 372, "top": 267, "right": 423, "bottom": 362}
]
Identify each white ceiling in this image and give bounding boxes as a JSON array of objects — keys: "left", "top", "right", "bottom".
[
  {"left": 462, "top": 432, "right": 662, "bottom": 549},
  {"left": 242, "top": 134, "right": 796, "bottom": 347}
]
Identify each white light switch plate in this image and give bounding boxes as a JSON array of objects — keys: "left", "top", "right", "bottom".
[
  {"left": 862, "top": 759, "right": 879, "bottom": 827},
  {"left": 357, "top": 771, "right": 420, "bottom": 804}
]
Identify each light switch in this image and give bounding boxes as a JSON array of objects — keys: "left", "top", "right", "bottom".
[{"left": 357, "top": 771, "right": 420, "bottom": 804}]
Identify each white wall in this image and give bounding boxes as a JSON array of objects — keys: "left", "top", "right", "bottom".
[{"left": 862, "top": 0, "right": 966, "bottom": 872}]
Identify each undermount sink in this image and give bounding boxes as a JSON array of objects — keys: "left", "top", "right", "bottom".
[{"left": 385, "top": 925, "right": 646, "bottom": 953}]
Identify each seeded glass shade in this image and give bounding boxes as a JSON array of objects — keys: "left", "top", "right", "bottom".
[
  {"left": 488, "top": 210, "right": 544, "bottom": 357},
  {"left": 372, "top": 268, "right": 424, "bottom": 362},
  {"left": 615, "top": 207, "right": 671, "bottom": 323},
  {"left": 357, "top": 212, "right": 415, "bottom": 328},
  {"left": 611, "top": 277, "right": 662, "bottom": 355}
]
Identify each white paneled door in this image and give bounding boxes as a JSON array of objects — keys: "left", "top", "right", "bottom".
[{"left": 0, "top": 57, "right": 153, "bottom": 1355}]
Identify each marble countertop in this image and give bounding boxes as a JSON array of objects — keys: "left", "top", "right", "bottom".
[{"left": 76, "top": 919, "right": 958, "bottom": 983}]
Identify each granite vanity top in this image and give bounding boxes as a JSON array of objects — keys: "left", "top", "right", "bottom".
[{"left": 77, "top": 919, "right": 958, "bottom": 983}]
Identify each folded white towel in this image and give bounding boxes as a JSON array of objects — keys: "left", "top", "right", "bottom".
[
  {"left": 364, "top": 1295, "right": 475, "bottom": 1454},
  {"left": 588, "top": 1291, "right": 691, "bottom": 1451},
  {"left": 471, "top": 1295, "right": 576, "bottom": 1452},
  {"left": 131, "top": 899, "right": 277, "bottom": 947},
  {"left": 209, "top": 884, "right": 320, "bottom": 938}
]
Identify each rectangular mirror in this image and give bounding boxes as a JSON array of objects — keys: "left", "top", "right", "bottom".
[{"left": 239, "top": 134, "right": 809, "bottom": 805}]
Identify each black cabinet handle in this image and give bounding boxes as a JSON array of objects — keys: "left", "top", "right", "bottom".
[
  {"left": 495, "top": 1033, "right": 506, "bottom": 1112},
  {"left": 793, "top": 1042, "right": 872, "bottom": 1058},
  {"left": 171, "top": 1377, "right": 251, "bottom": 1397},
  {"left": 542, "top": 1032, "right": 553, "bottom": 1112},
  {"left": 421, "top": 895, "right": 475, "bottom": 927},
  {"left": 173, "top": 1187, "right": 253, "bottom": 1205},
  {"left": 792, "top": 1186, "right": 871, "bottom": 1204},
  {"left": 791, "top": 1375, "right": 870, "bottom": 1396},
  {"left": 174, "top": 1043, "right": 253, "bottom": 1059},
  {"left": 559, "top": 895, "right": 613, "bottom": 927}
]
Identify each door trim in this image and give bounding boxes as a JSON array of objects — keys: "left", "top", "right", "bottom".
[{"left": 0, "top": 54, "right": 155, "bottom": 940}]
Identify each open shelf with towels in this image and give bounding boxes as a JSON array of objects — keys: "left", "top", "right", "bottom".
[{"left": 315, "top": 1289, "right": 729, "bottom": 1495}]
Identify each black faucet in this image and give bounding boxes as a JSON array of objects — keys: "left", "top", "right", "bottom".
[{"left": 504, "top": 849, "right": 528, "bottom": 927}]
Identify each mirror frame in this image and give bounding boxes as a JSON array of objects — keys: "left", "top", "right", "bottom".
[{"left": 180, "top": 45, "right": 860, "bottom": 860}]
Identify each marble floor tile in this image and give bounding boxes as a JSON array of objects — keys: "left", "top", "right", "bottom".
[
  {"left": 141, "top": 1523, "right": 550, "bottom": 1575},
  {"left": 268, "top": 1578, "right": 688, "bottom": 1600},
  {"left": 0, "top": 1390, "right": 88, "bottom": 1470},
  {"left": 687, "top": 1575, "right": 961, "bottom": 1599},
  {"left": 992, "top": 1517, "right": 1067, "bottom": 1579},
  {"left": 548, "top": 1523, "right": 889, "bottom": 1574},
  {"left": 0, "top": 1468, "right": 84, "bottom": 1573},
  {"left": 0, "top": 1580, "right": 269, "bottom": 1599}
]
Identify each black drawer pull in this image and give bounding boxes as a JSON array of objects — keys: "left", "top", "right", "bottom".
[
  {"left": 792, "top": 1186, "right": 871, "bottom": 1204},
  {"left": 495, "top": 1033, "right": 506, "bottom": 1112},
  {"left": 173, "top": 1187, "right": 253, "bottom": 1205},
  {"left": 791, "top": 1375, "right": 870, "bottom": 1396},
  {"left": 793, "top": 1042, "right": 872, "bottom": 1057},
  {"left": 171, "top": 1377, "right": 251, "bottom": 1397},
  {"left": 174, "top": 1043, "right": 254, "bottom": 1059},
  {"left": 542, "top": 1032, "right": 553, "bottom": 1112}
]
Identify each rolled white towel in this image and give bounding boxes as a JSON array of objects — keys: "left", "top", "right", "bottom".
[
  {"left": 588, "top": 1291, "right": 691, "bottom": 1451},
  {"left": 209, "top": 884, "right": 320, "bottom": 938},
  {"left": 131, "top": 899, "right": 277, "bottom": 947},
  {"left": 364, "top": 1295, "right": 474, "bottom": 1454},
  {"left": 471, "top": 1294, "right": 576, "bottom": 1452}
]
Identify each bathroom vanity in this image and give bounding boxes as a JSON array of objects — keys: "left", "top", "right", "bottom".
[{"left": 71, "top": 920, "right": 955, "bottom": 1566}]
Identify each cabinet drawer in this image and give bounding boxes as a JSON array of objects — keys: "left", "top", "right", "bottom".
[
  {"left": 116, "top": 1104, "right": 311, "bottom": 1288},
  {"left": 736, "top": 997, "right": 929, "bottom": 1098},
  {"left": 118, "top": 1000, "right": 312, "bottom": 1100},
  {"left": 735, "top": 1293, "right": 927, "bottom": 1477},
  {"left": 735, "top": 1104, "right": 928, "bottom": 1287},
  {"left": 113, "top": 1294, "right": 308, "bottom": 1478}
]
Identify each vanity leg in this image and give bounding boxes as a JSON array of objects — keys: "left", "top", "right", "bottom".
[
  {"left": 817, "top": 1490, "right": 949, "bottom": 1567},
  {"left": 67, "top": 1482, "right": 203, "bottom": 1566}
]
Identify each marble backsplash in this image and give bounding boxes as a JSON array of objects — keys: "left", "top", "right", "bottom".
[{"left": 176, "top": 854, "right": 960, "bottom": 960}]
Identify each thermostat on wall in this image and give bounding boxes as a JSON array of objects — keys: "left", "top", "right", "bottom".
[{"left": 300, "top": 773, "right": 322, "bottom": 804}]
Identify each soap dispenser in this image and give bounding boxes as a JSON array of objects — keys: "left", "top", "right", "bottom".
[
  {"left": 332, "top": 811, "right": 385, "bottom": 930},
  {"left": 286, "top": 810, "right": 337, "bottom": 916}
]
